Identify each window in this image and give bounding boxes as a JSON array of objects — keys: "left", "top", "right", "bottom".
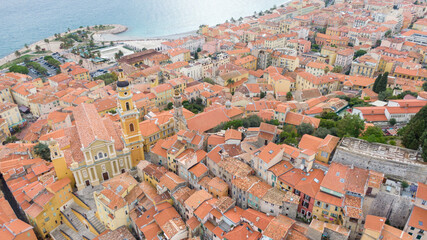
[
  {"left": 129, "top": 123, "right": 134, "bottom": 132},
  {"left": 126, "top": 102, "right": 130, "bottom": 111}
]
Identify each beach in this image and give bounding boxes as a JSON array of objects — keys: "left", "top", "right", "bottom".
[{"left": 0, "top": 24, "right": 197, "bottom": 68}]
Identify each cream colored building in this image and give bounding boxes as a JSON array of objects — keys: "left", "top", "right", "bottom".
[
  {"left": 94, "top": 172, "right": 139, "bottom": 230},
  {"left": 0, "top": 102, "right": 23, "bottom": 127}
]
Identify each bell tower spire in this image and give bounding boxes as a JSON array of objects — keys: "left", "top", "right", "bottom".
[
  {"left": 173, "top": 90, "right": 187, "bottom": 132},
  {"left": 117, "top": 68, "right": 145, "bottom": 166}
]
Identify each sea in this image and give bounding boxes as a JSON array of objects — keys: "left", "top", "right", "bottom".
[{"left": 0, "top": 0, "right": 287, "bottom": 58}]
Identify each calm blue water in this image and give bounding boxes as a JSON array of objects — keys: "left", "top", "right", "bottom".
[{"left": 0, "top": 0, "right": 286, "bottom": 58}]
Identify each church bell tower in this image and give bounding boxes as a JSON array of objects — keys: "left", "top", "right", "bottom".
[
  {"left": 117, "top": 69, "right": 145, "bottom": 166},
  {"left": 173, "top": 90, "right": 187, "bottom": 133}
]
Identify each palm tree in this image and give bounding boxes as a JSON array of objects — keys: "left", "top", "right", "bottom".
[
  {"left": 226, "top": 78, "right": 235, "bottom": 91},
  {"left": 15, "top": 50, "right": 21, "bottom": 57},
  {"left": 286, "top": 92, "right": 293, "bottom": 101}
]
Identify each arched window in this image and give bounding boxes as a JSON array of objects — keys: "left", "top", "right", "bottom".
[
  {"left": 129, "top": 123, "right": 134, "bottom": 132},
  {"left": 98, "top": 152, "right": 103, "bottom": 159},
  {"left": 125, "top": 102, "right": 130, "bottom": 111}
]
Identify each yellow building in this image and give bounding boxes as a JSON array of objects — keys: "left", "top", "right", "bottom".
[
  {"left": 0, "top": 118, "right": 10, "bottom": 143},
  {"left": 151, "top": 83, "right": 174, "bottom": 107},
  {"left": 377, "top": 56, "right": 395, "bottom": 73},
  {"left": 137, "top": 160, "right": 168, "bottom": 187},
  {"left": 0, "top": 102, "right": 23, "bottom": 127},
  {"left": 298, "top": 134, "right": 340, "bottom": 164},
  {"left": 23, "top": 179, "right": 73, "bottom": 238},
  {"left": 0, "top": 85, "right": 14, "bottom": 103},
  {"left": 312, "top": 164, "right": 347, "bottom": 225},
  {"left": 94, "top": 172, "right": 139, "bottom": 230},
  {"left": 296, "top": 71, "right": 339, "bottom": 93},
  {"left": 280, "top": 19, "right": 298, "bottom": 33},
  {"left": 117, "top": 70, "right": 145, "bottom": 167},
  {"left": 271, "top": 53, "right": 299, "bottom": 71},
  {"left": 218, "top": 70, "right": 249, "bottom": 91},
  {"left": 234, "top": 55, "right": 258, "bottom": 70},
  {"left": 350, "top": 55, "right": 378, "bottom": 78},
  {"left": 47, "top": 100, "right": 140, "bottom": 190},
  {"left": 69, "top": 67, "right": 90, "bottom": 81},
  {"left": 320, "top": 46, "right": 338, "bottom": 65}
]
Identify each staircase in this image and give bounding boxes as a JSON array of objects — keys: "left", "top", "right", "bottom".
[
  {"left": 88, "top": 214, "right": 106, "bottom": 233},
  {"left": 50, "top": 224, "right": 80, "bottom": 240},
  {"left": 55, "top": 199, "right": 106, "bottom": 239}
]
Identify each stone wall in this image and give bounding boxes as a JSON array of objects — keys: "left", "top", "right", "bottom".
[{"left": 331, "top": 138, "right": 427, "bottom": 183}]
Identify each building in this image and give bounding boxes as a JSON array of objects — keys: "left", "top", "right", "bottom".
[
  {"left": 23, "top": 179, "right": 73, "bottom": 238},
  {"left": 350, "top": 55, "right": 378, "bottom": 78},
  {"left": 0, "top": 102, "right": 23, "bottom": 127},
  {"left": 47, "top": 103, "right": 134, "bottom": 190},
  {"left": 0, "top": 197, "right": 37, "bottom": 240},
  {"left": 94, "top": 172, "right": 140, "bottom": 230},
  {"left": 298, "top": 134, "right": 340, "bottom": 163},
  {"left": 234, "top": 55, "right": 258, "bottom": 70},
  {"left": 117, "top": 70, "right": 145, "bottom": 167},
  {"left": 363, "top": 215, "right": 412, "bottom": 240}
]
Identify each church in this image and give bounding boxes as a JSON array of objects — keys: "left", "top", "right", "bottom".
[{"left": 46, "top": 69, "right": 145, "bottom": 190}]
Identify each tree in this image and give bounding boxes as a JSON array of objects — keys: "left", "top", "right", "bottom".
[
  {"left": 378, "top": 88, "right": 393, "bottom": 101},
  {"left": 166, "top": 102, "right": 173, "bottom": 110},
  {"left": 279, "top": 125, "right": 299, "bottom": 146},
  {"left": 95, "top": 73, "right": 118, "bottom": 85},
  {"left": 9, "top": 65, "right": 29, "bottom": 74},
  {"left": 377, "top": 72, "right": 389, "bottom": 93},
  {"left": 202, "top": 78, "right": 216, "bottom": 85},
  {"left": 373, "top": 74, "right": 382, "bottom": 93},
  {"left": 360, "top": 126, "right": 386, "bottom": 143},
  {"left": 194, "top": 51, "right": 199, "bottom": 60},
  {"left": 78, "top": 59, "right": 83, "bottom": 65},
  {"left": 4, "top": 136, "right": 18, "bottom": 144},
  {"left": 33, "top": 143, "right": 51, "bottom": 162},
  {"left": 399, "top": 105, "right": 427, "bottom": 161},
  {"left": 385, "top": 30, "right": 392, "bottom": 38},
  {"left": 89, "top": 40, "right": 95, "bottom": 47},
  {"left": 324, "top": 66, "right": 330, "bottom": 74},
  {"left": 14, "top": 50, "right": 21, "bottom": 57},
  {"left": 44, "top": 39, "right": 49, "bottom": 43},
  {"left": 286, "top": 92, "right": 293, "bottom": 101},
  {"left": 423, "top": 82, "right": 427, "bottom": 91},
  {"left": 25, "top": 44, "right": 29, "bottom": 49},
  {"left": 314, "top": 127, "right": 331, "bottom": 138},
  {"left": 226, "top": 79, "right": 235, "bottom": 89},
  {"left": 331, "top": 66, "right": 343, "bottom": 73},
  {"left": 297, "top": 123, "right": 315, "bottom": 136},
  {"left": 401, "top": 181, "right": 409, "bottom": 189},
  {"left": 260, "top": 91, "right": 266, "bottom": 99},
  {"left": 354, "top": 50, "right": 367, "bottom": 59},
  {"left": 337, "top": 114, "right": 365, "bottom": 137},
  {"left": 389, "top": 118, "right": 396, "bottom": 126},
  {"left": 35, "top": 45, "right": 41, "bottom": 52}
]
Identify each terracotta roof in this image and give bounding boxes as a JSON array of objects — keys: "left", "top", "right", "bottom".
[
  {"left": 189, "top": 163, "right": 208, "bottom": 178},
  {"left": 258, "top": 142, "right": 283, "bottom": 164},
  {"left": 46, "top": 178, "right": 70, "bottom": 193},
  {"left": 208, "top": 135, "right": 225, "bottom": 146},
  {"left": 364, "top": 215, "right": 386, "bottom": 232},
  {"left": 184, "top": 190, "right": 212, "bottom": 210},
  {"left": 263, "top": 215, "right": 295, "bottom": 240},
  {"left": 416, "top": 182, "right": 427, "bottom": 201},
  {"left": 408, "top": 206, "right": 427, "bottom": 231},
  {"left": 225, "top": 129, "right": 242, "bottom": 141}
]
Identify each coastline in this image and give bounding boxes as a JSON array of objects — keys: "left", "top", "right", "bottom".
[{"left": 0, "top": 24, "right": 197, "bottom": 67}]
